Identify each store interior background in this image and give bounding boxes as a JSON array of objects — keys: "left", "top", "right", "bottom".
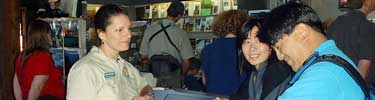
[{"left": 1, "top": 0, "right": 375, "bottom": 99}]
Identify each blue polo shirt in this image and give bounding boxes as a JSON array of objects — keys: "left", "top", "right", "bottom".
[{"left": 278, "top": 40, "right": 365, "bottom": 100}]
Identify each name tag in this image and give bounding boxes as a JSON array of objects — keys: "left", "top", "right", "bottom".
[{"left": 104, "top": 72, "right": 115, "bottom": 79}]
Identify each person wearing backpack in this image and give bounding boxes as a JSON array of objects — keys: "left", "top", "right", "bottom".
[
  {"left": 139, "top": 1, "right": 194, "bottom": 88},
  {"left": 257, "top": 2, "right": 368, "bottom": 100}
]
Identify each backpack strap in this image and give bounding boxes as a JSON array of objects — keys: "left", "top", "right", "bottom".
[
  {"left": 148, "top": 23, "right": 181, "bottom": 58},
  {"left": 313, "top": 54, "right": 370, "bottom": 99},
  {"left": 148, "top": 24, "right": 172, "bottom": 42},
  {"left": 159, "top": 24, "right": 180, "bottom": 54}
]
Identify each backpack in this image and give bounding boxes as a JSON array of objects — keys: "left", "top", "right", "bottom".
[{"left": 148, "top": 23, "right": 182, "bottom": 77}]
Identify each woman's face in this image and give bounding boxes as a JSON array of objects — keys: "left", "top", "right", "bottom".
[
  {"left": 242, "top": 26, "right": 271, "bottom": 66},
  {"left": 99, "top": 14, "right": 132, "bottom": 52}
]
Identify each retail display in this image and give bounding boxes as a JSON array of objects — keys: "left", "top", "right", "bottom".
[{"left": 42, "top": 18, "right": 87, "bottom": 80}]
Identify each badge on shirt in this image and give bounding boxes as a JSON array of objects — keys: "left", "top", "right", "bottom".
[{"left": 104, "top": 72, "right": 115, "bottom": 79}]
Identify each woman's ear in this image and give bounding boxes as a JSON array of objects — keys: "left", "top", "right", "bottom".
[{"left": 97, "top": 29, "right": 106, "bottom": 41}]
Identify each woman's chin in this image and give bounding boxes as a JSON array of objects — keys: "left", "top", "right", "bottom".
[{"left": 117, "top": 47, "right": 129, "bottom": 52}]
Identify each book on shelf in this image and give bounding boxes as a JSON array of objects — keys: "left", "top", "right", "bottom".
[
  {"left": 200, "top": 18, "right": 206, "bottom": 32},
  {"left": 183, "top": 18, "right": 194, "bottom": 32},
  {"left": 151, "top": 5, "right": 158, "bottom": 19},
  {"left": 204, "top": 17, "right": 213, "bottom": 32},
  {"left": 193, "top": 18, "right": 202, "bottom": 32},
  {"left": 223, "top": 0, "right": 232, "bottom": 11},
  {"left": 232, "top": 0, "right": 238, "bottom": 10},
  {"left": 187, "top": 2, "right": 196, "bottom": 16},
  {"left": 211, "top": 0, "right": 220, "bottom": 15},
  {"left": 194, "top": 2, "right": 201, "bottom": 16},
  {"left": 200, "top": 0, "right": 212, "bottom": 16},
  {"left": 144, "top": 6, "right": 151, "bottom": 19}
]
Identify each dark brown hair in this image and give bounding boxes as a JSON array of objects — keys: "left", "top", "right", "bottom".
[
  {"left": 212, "top": 10, "right": 249, "bottom": 37},
  {"left": 94, "top": 4, "right": 128, "bottom": 46},
  {"left": 23, "top": 20, "right": 52, "bottom": 63}
]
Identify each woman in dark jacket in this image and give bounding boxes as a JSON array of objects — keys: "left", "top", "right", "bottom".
[{"left": 216, "top": 18, "right": 294, "bottom": 100}]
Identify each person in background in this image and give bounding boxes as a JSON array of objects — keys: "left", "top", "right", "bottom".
[
  {"left": 327, "top": 0, "right": 375, "bottom": 85},
  {"left": 139, "top": 1, "right": 194, "bottom": 88},
  {"left": 67, "top": 4, "right": 153, "bottom": 100},
  {"left": 183, "top": 57, "right": 203, "bottom": 91},
  {"left": 258, "top": 2, "right": 365, "bottom": 99},
  {"left": 13, "top": 20, "right": 65, "bottom": 100},
  {"left": 200, "top": 10, "right": 248, "bottom": 96},
  {"left": 216, "top": 17, "right": 293, "bottom": 100}
]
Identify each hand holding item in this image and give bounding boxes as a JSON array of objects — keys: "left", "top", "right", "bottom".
[
  {"left": 213, "top": 97, "right": 229, "bottom": 100},
  {"left": 132, "top": 95, "right": 153, "bottom": 100}
]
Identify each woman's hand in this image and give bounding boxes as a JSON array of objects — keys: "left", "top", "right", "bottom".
[
  {"left": 132, "top": 95, "right": 153, "bottom": 100},
  {"left": 213, "top": 97, "right": 229, "bottom": 100},
  {"left": 140, "top": 85, "right": 153, "bottom": 96}
]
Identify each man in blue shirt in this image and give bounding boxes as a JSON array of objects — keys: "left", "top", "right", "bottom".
[{"left": 257, "top": 2, "right": 365, "bottom": 100}]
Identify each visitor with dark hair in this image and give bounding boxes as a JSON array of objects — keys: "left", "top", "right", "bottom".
[
  {"left": 200, "top": 10, "right": 248, "bottom": 96},
  {"left": 67, "top": 4, "right": 153, "bottom": 100},
  {"left": 139, "top": 1, "right": 194, "bottom": 88},
  {"left": 13, "top": 20, "right": 65, "bottom": 100},
  {"left": 183, "top": 57, "right": 203, "bottom": 91},
  {"left": 327, "top": 0, "right": 375, "bottom": 86},
  {"left": 258, "top": 2, "right": 366, "bottom": 99},
  {"left": 215, "top": 17, "right": 293, "bottom": 100}
]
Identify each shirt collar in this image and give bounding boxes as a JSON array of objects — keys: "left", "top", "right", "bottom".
[
  {"left": 315, "top": 40, "right": 336, "bottom": 54},
  {"left": 159, "top": 19, "right": 176, "bottom": 26},
  {"left": 90, "top": 46, "right": 125, "bottom": 64}
]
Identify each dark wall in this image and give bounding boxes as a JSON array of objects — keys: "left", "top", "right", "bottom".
[
  {"left": 238, "top": 0, "right": 268, "bottom": 10},
  {"left": 0, "top": 0, "right": 3, "bottom": 97},
  {"left": 0, "top": 0, "right": 19, "bottom": 99}
]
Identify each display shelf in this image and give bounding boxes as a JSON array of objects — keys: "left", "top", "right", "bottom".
[{"left": 42, "top": 18, "right": 87, "bottom": 81}]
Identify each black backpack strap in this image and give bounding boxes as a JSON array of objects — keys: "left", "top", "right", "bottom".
[
  {"left": 160, "top": 24, "right": 180, "bottom": 54},
  {"left": 148, "top": 24, "right": 172, "bottom": 42},
  {"left": 148, "top": 23, "right": 181, "bottom": 54},
  {"left": 313, "top": 54, "right": 370, "bottom": 99}
]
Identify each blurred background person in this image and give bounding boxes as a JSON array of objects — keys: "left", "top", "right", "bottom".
[
  {"left": 13, "top": 20, "right": 65, "bottom": 100},
  {"left": 139, "top": 1, "right": 194, "bottom": 88},
  {"left": 183, "top": 57, "right": 204, "bottom": 91},
  {"left": 200, "top": 10, "right": 248, "bottom": 96},
  {"left": 327, "top": 0, "right": 375, "bottom": 85}
]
